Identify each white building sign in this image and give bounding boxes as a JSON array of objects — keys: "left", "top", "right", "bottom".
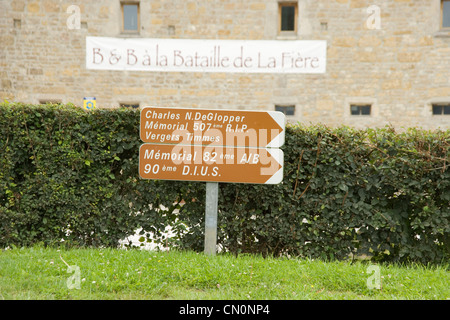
[{"left": 86, "top": 37, "right": 326, "bottom": 74}]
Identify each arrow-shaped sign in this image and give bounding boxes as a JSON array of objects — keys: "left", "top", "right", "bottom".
[
  {"left": 139, "top": 143, "right": 283, "bottom": 184},
  {"left": 140, "top": 107, "right": 285, "bottom": 148}
]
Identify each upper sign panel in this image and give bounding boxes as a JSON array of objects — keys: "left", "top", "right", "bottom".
[{"left": 140, "top": 106, "right": 286, "bottom": 148}]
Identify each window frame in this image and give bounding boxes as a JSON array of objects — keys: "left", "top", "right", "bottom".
[
  {"left": 120, "top": 102, "right": 140, "bottom": 109},
  {"left": 442, "top": 0, "right": 450, "bottom": 30},
  {"left": 13, "top": 19, "right": 21, "bottom": 29},
  {"left": 432, "top": 103, "right": 450, "bottom": 115},
  {"left": 121, "top": 1, "right": 140, "bottom": 34},
  {"left": 278, "top": 1, "right": 298, "bottom": 35},
  {"left": 350, "top": 104, "right": 372, "bottom": 116},
  {"left": 39, "top": 99, "right": 62, "bottom": 105},
  {"left": 275, "top": 104, "right": 296, "bottom": 116}
]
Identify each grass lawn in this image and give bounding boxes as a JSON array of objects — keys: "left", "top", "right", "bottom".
[{"left": 0, "top": 246, "right": 448, "bottom": 300}]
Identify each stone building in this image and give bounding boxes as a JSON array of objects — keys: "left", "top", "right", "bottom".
[{"left": 1, "top": 0, "right": 450, "bottom": 129}]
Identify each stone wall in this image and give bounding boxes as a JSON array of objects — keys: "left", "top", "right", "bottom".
[{"left": 1, "top": 0, "right": 450, "bottom": 129}]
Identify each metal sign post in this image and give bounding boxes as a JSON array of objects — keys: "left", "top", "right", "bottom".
[{"left": 204, "top": 182, "right": 219, "bottom": 256}]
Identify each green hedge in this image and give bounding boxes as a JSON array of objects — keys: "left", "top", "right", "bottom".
[
  {"left": 0, "top": 103, "right": 179, "bottom": 248},
  {"left": 1, "top": 102, "right": 449, "bottom": 264}
]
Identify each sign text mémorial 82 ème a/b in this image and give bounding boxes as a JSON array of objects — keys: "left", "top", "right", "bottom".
[{"left": 138, "top": 106, "right": 285, "bottom": 184}]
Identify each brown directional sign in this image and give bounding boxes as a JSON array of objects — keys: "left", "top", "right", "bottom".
[
  {"left": 140, "top": 106, "right": 285, "bottom": 148},
  {"left": 139, "top": 143, "right": 283, "bottom": 184}
]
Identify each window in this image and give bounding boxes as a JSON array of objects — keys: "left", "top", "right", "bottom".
[
  {"left": 39, "top": 99, "right": 62, "bottom": 105},
  {"left": 350, "top": 104, "right": 371, "bottom": 116},
  {"left": 279, "top": 2, "right": 298, "bottom": 34},
  {"left": 442, "top": 0, "right": 450, "bottom": 29},
  {"left": 432, "top": 103, "right": 450, "bottom": 115},
  {"left": 13, "top": 19, "right": 21, "bottom": 29},
  {"left": 120, "top": 102, "right": 140, "bottom": 109},
  {"left": 121, "top": 2, "right": 139, "bottom": 33},
  {"left": 275, "top": 105, "right": 295, "bottom": 116}
]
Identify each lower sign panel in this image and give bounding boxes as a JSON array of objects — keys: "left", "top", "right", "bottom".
[{"left": 139, "top": 144, "right": 283, "bottom": 184}]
